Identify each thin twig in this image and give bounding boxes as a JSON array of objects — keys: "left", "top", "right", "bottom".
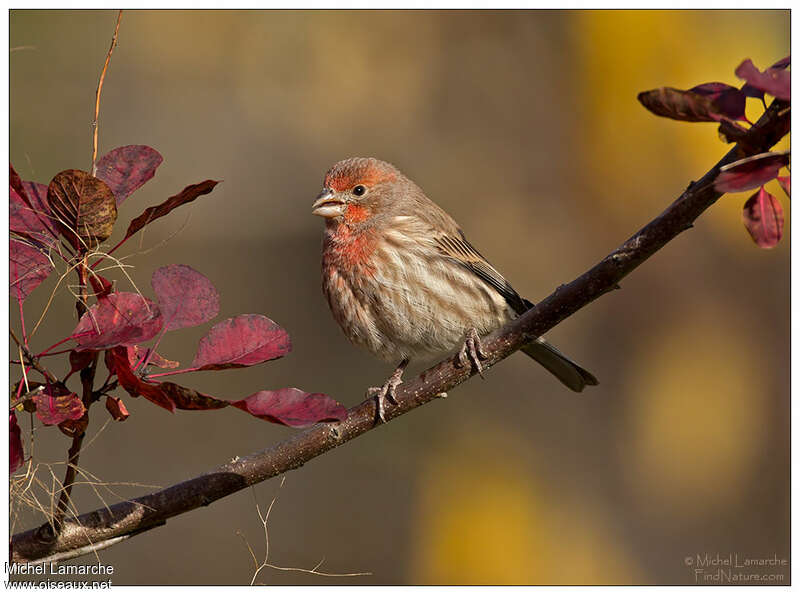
[
  {"left": 90, "top": 10, "right": 122, "bottom": 176},
  {"left": 9, "top": 328, "right": 57, "bottom": 384},
  {"left": 18, "top": 298, "right": 28, "bottom": 346},
  {"left": 10, "top": 97, "right": 790, "bottom": 563},
  {"left": 51, "top": 255, "right": 99, "bottom": 532},
  {"left": 237, "top": 477, "right": 369, "bottom": 584}
]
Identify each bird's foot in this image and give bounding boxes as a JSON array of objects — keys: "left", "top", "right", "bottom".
[
  {"left": 456, "top": 328, "right": 488, "bottom": 378},
  {"left": 367, "top": 359, "right": 409, "bottom": 424}
]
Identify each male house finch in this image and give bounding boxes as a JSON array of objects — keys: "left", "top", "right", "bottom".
[{"left": 313, "top": 157, "right": 597, "bottom": 421}]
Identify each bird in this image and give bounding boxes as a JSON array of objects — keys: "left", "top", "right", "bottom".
[{"left": 312, "top": 157, "right": 597, "bottom": 422}]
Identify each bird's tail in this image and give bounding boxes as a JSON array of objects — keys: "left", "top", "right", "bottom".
[{"left": 521, "top": 338, "right": 598, "bottom": 392}]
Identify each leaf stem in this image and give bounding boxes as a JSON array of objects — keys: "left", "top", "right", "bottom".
[
  {"left": 144, "top": 368, "right": 198, "bottom": 379},
  {"left": 37, "top": 336, "right": 77, "bottom": 358}
]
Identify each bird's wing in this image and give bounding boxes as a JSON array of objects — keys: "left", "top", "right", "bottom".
[{"left": 434, "top": 231, "right": 531, "bottom": 315}]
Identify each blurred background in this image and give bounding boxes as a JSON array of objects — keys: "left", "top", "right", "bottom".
[{"left": 9, "top": 9, "right": 789, "bottom": 585}]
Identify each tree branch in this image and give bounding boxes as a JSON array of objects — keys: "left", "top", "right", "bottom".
[{"left": 10, "top": 98, "right": 790, "bottom": 563}]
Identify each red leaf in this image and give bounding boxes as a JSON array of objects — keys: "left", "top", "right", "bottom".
[
  {"left": 231, "top": 388, "right": 348, "bottom": 428},
  {"left": 68, "top": 350, "right": 96, "bottom": 375},
  {"left": 742, "top": 187, "right": 784, "bottom": 248},
  {"left": 32, "top": 384, "right": 85, "bottom": 426},
  {"left": 688, "top": 82, "right": 747, "bottom": 121},
  {"left": 777, "top": 175, "right": 790, "bottom": 197},
  {"left": 771, "top": 56, "right": 791, "bottom": 70},
  {"left": 10, "top": 180, "right": 59, "bottom": 248},
  {"left": 151, "top": 264, "right": 220, "bottom": 330},
  {"left": 105, "top": 396, "right": 130, "bottom": 421},
  {"left": 715, "top": 151, "right": 790, "bottom": 193},
  {"left": 105, "top": 347, "right": 175, "bottom": 412},
  {"left": 159, "top": 382, "right": 230, "bottom": 411},
  {"left": 10, "top": 238, "right": 52, "bottom": 303},
  {"left": 735, "top": 58, "right": 790, "bottom": 100},
  {"left": 126, "top": 345, "right": 179, "bottom": 370},
  {"left": 122, "top": 180, "right": 219, "bottom": 242},
  {"left": 637, "top": 86, "right": 744, "bottom": 123},
  {"left": 95, "top": 145, "right": 163, "bottom": 206},
  {"left": 191, "top": 314, "right": 291, "bottom": 371},
  {"left": 8, "top": 165, "right": 54, "bottom": 239},
  {"left": 72, "top": 292, "right": 163, "bottom": 350},
  {"left": 10, "top": 412, "right": 24, "bottom": 474},
  {"left": 9, "top": 164, "right": 27, "bottom": 206}
]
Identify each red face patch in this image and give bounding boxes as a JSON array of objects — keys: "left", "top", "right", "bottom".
[{"left": 344, "top": 203, "right": 370, "bottom": 223}]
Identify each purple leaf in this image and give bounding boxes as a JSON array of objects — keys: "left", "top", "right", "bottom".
[
  {"left": 95, "top": 145, "right": 163, "bottom": 206},
  {"left": 10, "top": 412, "right": 24, "bottom": 474},
  {"left": 688, "top": 82, "right": 747, "bottom": 121},
  {"left": 191, "top": 314, "right": 291, "bottom": 371},
  {"left": 232, "top": 388, "right": 348, "bottom": 428},
  {"left": 72, "top": 292, "right": 163, "bottom": 350},
  {"left": 742, "top": 187, "right": 784, "bottom": 248},
  {"left": 151, "top": 264, "right": 220, "bottom": 331},
  {"left": 777, "top": 175, "right": 790, "bottom": 197},
  {"left": 10, "top": 180, "right": 59, "bottom": 248},
  {"left": 715, "top": 151, "right": 790, "bottom": 193},
  {"left": 68, "top": 350, "right": 96, "bottom": 375},
  {"left": 32, "top": 384, "right": 85, "bottom": 426},
  {"left": 735, "top": 58, "right": 790, "bottom": 101},
  {"left": 638, "top": 86, "right": 745, "bottom": 123},
  {"left": 10, "top": 239, "right": 52, "bottom": 304},
  {"left": 770, "top": 56, "right": 790, "bottom": 70},
  {"left": 122, "top": 180, "right": 220, "bottom": 242},
  {"left": 740, "top": 83, "right": 765, "bottom": 101},
  {"left": 9, "top": 165, "right": 57, "bottom": 245}
]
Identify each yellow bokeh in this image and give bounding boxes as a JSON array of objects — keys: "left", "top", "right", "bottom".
[
  {"left": 410, "top": 429, "right": 641, "bottom": 584},
  {"left": 623, "top": 304, "right": 767, "bottom": 519}
]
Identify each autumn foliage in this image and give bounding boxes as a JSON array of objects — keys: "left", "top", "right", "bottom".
[
  {"left": 10, "top": 146, "right": 347, "bottom": 475},
  {"left": 638, "top": 56, "right": 790, "bottom": 248}
]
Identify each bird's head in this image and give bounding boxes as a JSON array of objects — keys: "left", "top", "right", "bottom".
[{"left": 312, "top": 157, "right": 402, "bottom": 223}]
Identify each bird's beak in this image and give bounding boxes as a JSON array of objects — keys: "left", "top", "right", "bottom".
[{"left": 312, "top": 188, "right": 345, "bottom": 218}]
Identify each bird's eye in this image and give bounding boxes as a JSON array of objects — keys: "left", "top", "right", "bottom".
[{"left": 352, "top": 185, "right": 366, "bottom": 197}]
